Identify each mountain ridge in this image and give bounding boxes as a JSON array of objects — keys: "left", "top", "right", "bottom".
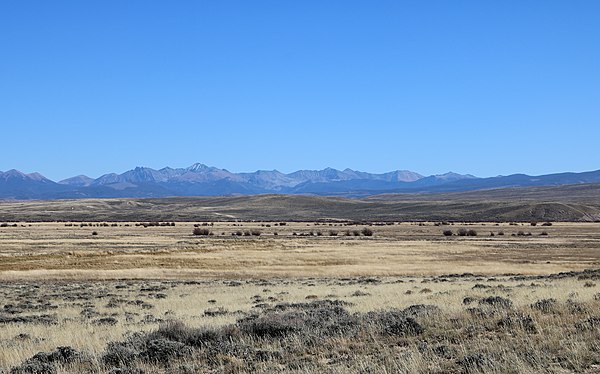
[{"left": 0, "top": 164, "right": 599, "bottom": 200}]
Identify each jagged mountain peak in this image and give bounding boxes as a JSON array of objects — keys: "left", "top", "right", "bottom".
[
  {"left": 4, "top": 163, "right": 600, "bottom": 200},
  {"left": 0, "top": 169, "right": 52, "bottom": 182},
  {"left": 186, "top": 163, "right": 212, "bottom": 172},
  {"left": 2, "top": 169, "right": 27, "bottom": 178}
]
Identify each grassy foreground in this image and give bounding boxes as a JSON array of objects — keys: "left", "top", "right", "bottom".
[{"left": 2, "top": 271, "right": 600, "bottom": 373}]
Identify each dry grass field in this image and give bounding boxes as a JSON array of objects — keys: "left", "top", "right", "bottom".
[
  {"left": 1, "top": 221, "right": 600, "bottom": 372},
  {"left": 1, "top": 272, "right": 600, "bottom": 373},
  {"left": 1, "top": 221, "right": 600, "bottom": 280}
]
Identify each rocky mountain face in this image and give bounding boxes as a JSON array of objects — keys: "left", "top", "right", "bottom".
[
  {"left": 0, "top": 169, "right": 69, "bottom": 199},
  {"left": 1, "top": 164, "right": 599, "bottom": 200}
]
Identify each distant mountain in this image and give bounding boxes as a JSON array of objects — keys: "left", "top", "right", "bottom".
[
  {"left": 59, "top": 175, "right": 94, "bottom": 187},
  {"left": 0, "top": 169, "right": 68, "bottom": 199},
  {"left": 0, "top": 164, "right": 599, "bottom": 200}
]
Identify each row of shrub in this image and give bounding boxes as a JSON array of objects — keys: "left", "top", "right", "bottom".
[
  {"left": 443, "top": 229, "right": 478, "bottom": 237},
  {"left": 293, "top": 228, "right": 374, "bottom": 237},
  {"left": 193, "top": 228, "right": 263, "bottom": 236},
  {"left": 444, "top": 230, "right": 549, "bottom": 237},
  {"left": 137, "top": 222, "right": 176, "bottom": 227},
  {"left": 68, "top": 222, "right": 176, "bottom": 228},
  {"left": 193, "top": 228, "right": 374, "bottom": 237}
]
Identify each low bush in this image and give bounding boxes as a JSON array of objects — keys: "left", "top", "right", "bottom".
[
  {"left": 531, "top": 298, "right": 557, "bottom": 314},
  {"left": 193, "top": 228, "right": 211, "bottom": 236},
  {"left": 11, "top": 294, "right": 600, "bottom": 373},
  {"left": 361, "top": 228, "right": 374, "bottom": 236},
  {"left": 15, "top": 347, "right": 80, "bottom": 373},
  {"left": 479, "top": 296, "right": 513, "bottom": 308}
]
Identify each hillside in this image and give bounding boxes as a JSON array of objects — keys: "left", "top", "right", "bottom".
[
  {"left": 1, "top": 186, "right": 600, "bottom": 222},
  {"left": 368, "top": 183, "right": 600, "bottom": 203}
]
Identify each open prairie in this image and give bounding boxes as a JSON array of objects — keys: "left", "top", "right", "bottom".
[
  {"left": 1, "top": 221, "right": 599, "bottom": 280},
  {"left": 1, "top": 219, "right": 600, "bottom": 372}
]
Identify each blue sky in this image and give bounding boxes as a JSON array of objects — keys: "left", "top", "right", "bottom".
[{"left": 1, "top": 1, "right": 599, "bottom": 181}]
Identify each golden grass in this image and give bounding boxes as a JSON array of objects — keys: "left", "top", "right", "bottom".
[
  {"left": 1, "top": 275, "right": 598, "bottom": 370},
  {"left": 1, "top": 221, "right": 600, "bottom": 371},
  {"left": 1, "top": 222, "right": 599, "bottom": 280}
]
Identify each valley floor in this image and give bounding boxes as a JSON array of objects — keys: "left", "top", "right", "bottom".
[
  {"left": 1, "top": 222, "right": 600, "bottom": 372},
  {"left": 1, "top": 221, "right": 599, "bottom": 280}
]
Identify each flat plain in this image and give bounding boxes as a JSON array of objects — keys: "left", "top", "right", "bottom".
[
  {"left": 2, "top": 190, "right": 600, "bottom": 373},
  {"left": 0, "top": 219, "right": 599, "bottom": 372},
  {"left": 1, "top": 221, "right": 599, "bottom": 280}
]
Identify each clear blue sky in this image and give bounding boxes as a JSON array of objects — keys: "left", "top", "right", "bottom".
[{"left": 1, "top": 1, "right": 599, "bottom": 181}]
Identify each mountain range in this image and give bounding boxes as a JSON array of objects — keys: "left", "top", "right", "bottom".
[{"left": 0, "top": 163, "right": 599, "bottom": 200}]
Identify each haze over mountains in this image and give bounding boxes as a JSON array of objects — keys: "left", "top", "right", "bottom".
[{"left": 0, "top": 163, "right": 599, "bottom": 200}]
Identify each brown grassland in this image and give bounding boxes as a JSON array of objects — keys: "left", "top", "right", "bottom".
[
  {"left": 1, "top": 219, "right": 599, "bottom": 373},
  {"left": 1, "top": 221, "right": 599, "bottom": 280}
]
